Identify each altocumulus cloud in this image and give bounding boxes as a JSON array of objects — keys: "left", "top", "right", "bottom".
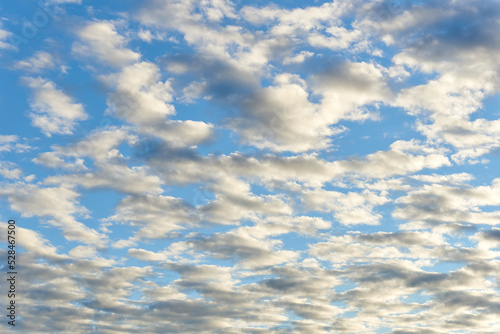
[{"left": 0, "top": 0, "right": 500, "bottom": 333}]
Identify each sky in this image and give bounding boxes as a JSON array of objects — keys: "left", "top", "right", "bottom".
[{"left": 0, "top": 0, "right": 500, "bottom": 333}]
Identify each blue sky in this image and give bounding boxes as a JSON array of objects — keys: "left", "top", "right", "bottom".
[{"left": 1, "top": 0, "right": 500, "bottom": 333}]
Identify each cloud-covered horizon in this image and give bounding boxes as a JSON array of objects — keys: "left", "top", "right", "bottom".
[{"left": 1, "top": 0, "right": 500, "bottom": 333}]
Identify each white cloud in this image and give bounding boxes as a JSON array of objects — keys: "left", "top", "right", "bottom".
[
  {"left": 410, "top": 173, "right": 474, "bottom": 185},
  {"left": 242, "top": 1, "right": 353, "bottom": 35},
  {"left": 0, "top": 25, "right": 12, "bottom": 51},
  {"left": 0, "top": 135, "right": 18, "bottom": 152},
  {"left": 15, "top": 51, "right": 56, "bottom": 72},
  {"left": 38, "top": 127, "right": 163, "bottom": 194},
  {"left": 188, "top": 228, "right": 300, "bottom": 269},
  {"left": 0, "top": 161, "right": 22, "bottom": 179},
  {"left": 0, "top": 184, "right": 106, "bottom": 245},
  {"left": 385, "top": 0, "right": 500, "bottom": 163},
  {"left": 22, "top": 77, "right": 88, "bottom": 136},
  {"left": 103, "top": 61, "right": 214, "bottom": 146},
  {"left": 2, "top": 0, "right": 500, "bottom": 333},
  {"left": 102, "top": 61, "right": 175, "bottom": 122},
  {"left": 312, "top": 61, "right": 391, "bottom": 122},
  {"left": 73, "top": 21, "right": 140, "bottom": 67},
  {"left": 0, "top": 135, "right": 33, "bottom": 153},
  {"left": 106, "top": 194, "right": 197, "bottom": 240},
  {"left": 308, "top": 26, "right": 362, "bottom": 50},
  {"left": 303, "top": 188, "right": 387, "bottom": 225},
  {"left": 199, "top": 175, "right": 293, "bottom": 224},
  {"left": 394, "top": 178, "right": 500, "bottom": 227},
  {"left": 283, "top": 51, "right": 314, "bottom": 65},
  {"left": 230, "top": 73, "right": 345, "bottom": 152}
]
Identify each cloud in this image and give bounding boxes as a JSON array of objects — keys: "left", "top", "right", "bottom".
[
  {"left": 241, "top": 1, "right": 354, "bottom": 38},
  {"left": 0, "top": 183, "right": 106, "bottom": 245},
  {"left": 472, "top": 228, "right": 500, "bottom": 250},
  {"left": 0, "top": 161, "right": 22, "bottom": 179},
  {"left": 283, "top": 51, "right": 314, "bottom": 65},
  {"left": 136, "top": 1, "right": 389, "bottom": 153},
  {"left": 22, "top": 77, "right": 88, "bottom": 136},
  {"left": 106, "top": 194, "right": 197, "bottom": 242},
  {"left": 0, "top": 25, "right": 13, "bottom": 51},
  {"left": 0, "top": 225, "right": 66, "bottom": 262},
  {"left": 102, "top": 62, "right": 175, "bottom": 122},
  {"left": 73, "top": 21, "right": 141, "bottom": 67},
  {"left": 199, "top": 175, "right": 293, "bottom": 224},
  {"left": 384, "top": 0, "right": 500, "bottom": 162},
  {"left": 188, "top": 229, "right": 299, "bottom": 269},
  {"left": 229, "top": 73, "right": 346, "bottom": 152},
  {"left": 15, "top": 51, "right": 56, "bottom": 72},
  {"left": 103, "top": 61, "right": 214, "bottom": 146},
  {"left": 2, "top": 0, "right": 500, "bottom": 333},
  {"left": 410, "top": 172, "right": 474, "bottom": 185},
  {"left": 303, "top": 188, "right": 387, "bottom": 225},
  {"left": 144, "top": 139, "right": 450, "bottom": 195},
  {"left": 334, "top": 141, "right": 451, "bottom": 179},
  {"left": 37, "top": 127, "right": 163, "bottom": 194},
  {"left": 394, "top": 178, "right": 500, "bottom": 227},
  {"left": 0, "top": 135, "right": 33, "bottom": 153}
]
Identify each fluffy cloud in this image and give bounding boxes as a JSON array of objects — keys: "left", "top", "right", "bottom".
[
  {"left": 106, "top": 194, "right": 197, "bottom": 243},
  {"left": 0, "top": 183, "right": 106, "bottom": 245},
  {"left": 386, "top": 0, "right": 500, "bottom": 162},
  {"left": 1, "top": 0, "right": 500, "bottom": 333},
  {"left": 394, "top": 178, "right": 500, "bottom": 227},
  {"left": 188, "top": 228, "right": 299, "bottom": 269},
  {"left": 22, "top": 77, "right": 88, "bottom": 136},
  {"left": 73, "top": 21, "right": 140, "bottom": 67},
  {"left": 229, "top": 73, "right": 345, "bottom": 152},
  {"left": 312, "top": 61, "right": 391, "bottom": 123},
  {"left": 102, "top": 61, "right": 214, "bottom": 146},
  {"left": 36, "top": 127, "right": 163, "bottom": 194},
  {"left": 0, "top": 161, "right": 22, "bottom": 179},
  {"left": 302, "top": 188, "right": 387, "bottom": 225}
]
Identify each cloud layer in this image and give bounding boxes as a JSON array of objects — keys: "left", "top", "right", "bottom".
[{"left": 1, "top": 0, "right": 500, "bottom": 333}]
